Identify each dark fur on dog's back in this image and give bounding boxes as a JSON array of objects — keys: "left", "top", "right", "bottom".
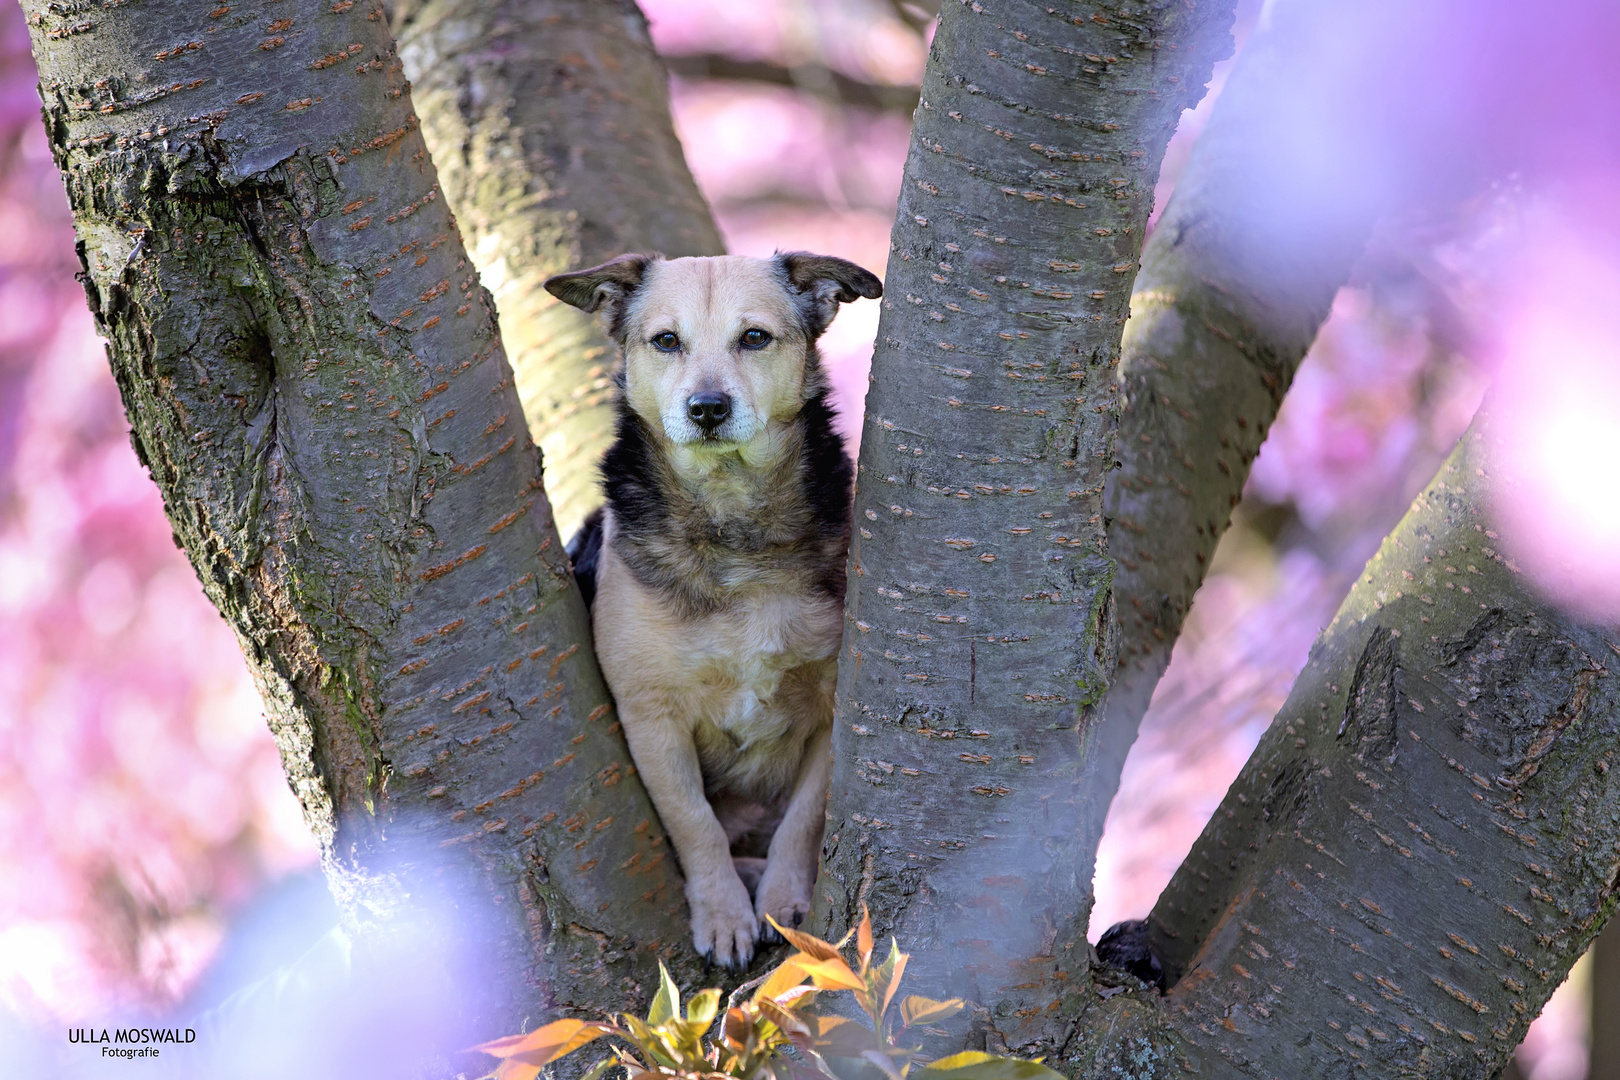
[
  {"left": 576, "top": 386, "right": 852, "bottom": 617},
  {"left": 567, "top": 507, "right": 605, "bottom": 608}
]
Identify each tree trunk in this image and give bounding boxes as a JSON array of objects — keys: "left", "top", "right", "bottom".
[
  {"left": 817, "top": 2, "right": 1620, "bottom": 1077},
  {"left": 393, "top": 0, "right": 725, "bottom": 539},
  {"left": 813, "top": 0, "right": 1238, "bottom": 1061},
  {"left": 23, "top": 0, "right": 692, "bottom": 1044},
  {"left": 1149, "top": 408, "right": 1620, "bottom": 1078},
  {"left": 1096, "top": 0, "right": 1383, "bottom": 802}
]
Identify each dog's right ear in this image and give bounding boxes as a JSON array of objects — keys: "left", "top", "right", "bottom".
[
  {"left": 775, "top": 251, "right": 884, "bottom": 338},
  {"left": 544, "top": 254, "right": 653, "bottom": 317}
]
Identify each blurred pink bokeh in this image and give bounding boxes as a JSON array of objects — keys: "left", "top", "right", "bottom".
[{"left": 2, "top": 1, "right": 1617, "bottom": 1075}]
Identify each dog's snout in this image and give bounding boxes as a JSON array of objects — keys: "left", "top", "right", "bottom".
[{"left": 687, "top": 391, "right": 732, "bottom": 433}]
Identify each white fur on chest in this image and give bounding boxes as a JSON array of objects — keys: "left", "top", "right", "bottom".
[{"left": 682, "top": 591, "right": 840, "bottom": 745}]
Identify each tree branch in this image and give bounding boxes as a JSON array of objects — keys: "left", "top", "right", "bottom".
[
  {"left": 814, "top": 0, "right": 1238, "bottom": 1067},
  {"left": 1091, "top": 2, "right": 1383, "bottom": 837},
  {"left": 394, "top": 0, "right": 725, "bottom": 538},
  {"left": 661, "top": 54, "right": 921, "bottom": 115},
  {"left": 1153, "top": 408, "right": 1620, "bottom": 1076}
]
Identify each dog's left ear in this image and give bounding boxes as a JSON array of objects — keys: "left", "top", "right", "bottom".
[{"left": 775, "top": 252, "right": 883, "bottom": 338}]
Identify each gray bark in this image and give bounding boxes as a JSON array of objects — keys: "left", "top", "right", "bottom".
[
  {"left": 816, "top": 2, "right": 1620, "bottom": 1077},
  {"left": 23, "top": 0, "right": 693, "bottom": 1043},
  {"left": 1150, "top": 409, "right": 1620, "bottom": 1078},
  {"left": 812, "top": 0, "right": 1238, "bottom": 1065},
  {"left": 394, "top": 0, "right": 724, "bottom": 538}
]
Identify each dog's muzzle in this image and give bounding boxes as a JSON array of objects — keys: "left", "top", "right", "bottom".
[{"left": 687, "top": 391, "right": 732, "bottom": 435}]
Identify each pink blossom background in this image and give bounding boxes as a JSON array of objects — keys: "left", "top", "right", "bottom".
[{"left": 3, "top": 0, "right": 1617, "bottom": 1075}]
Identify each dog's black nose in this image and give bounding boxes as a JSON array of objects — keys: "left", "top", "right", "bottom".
[{"left": 687, "top": 392, "right": 731, "bottom": 433}]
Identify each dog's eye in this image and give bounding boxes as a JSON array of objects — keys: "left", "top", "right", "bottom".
[
  {"left": 650, "top": 331, "right": 681, "bottom": 353},
  {"left": 739, "top": 328, "right": 772, "bottom": 350}
]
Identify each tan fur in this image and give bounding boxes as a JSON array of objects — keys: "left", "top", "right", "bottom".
[{"left": 593, "top": 514, "right": 839, "bottom": 965}]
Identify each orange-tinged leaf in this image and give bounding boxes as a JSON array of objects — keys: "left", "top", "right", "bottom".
[
  {"left": 900, "top": 996, "right": 964, "bottom": 1028},
  {"left": 754, "top": 957, "right": 809, "bottom": 1003},
  {"left": 773, "top": 985, "right": 818, "bottom": 1008},
  {"left": 507, "top": 1023, "right": 615, "bottom": 1067},
  {"left": 493, "top": 1060, "right": 542, "bottom": 1080},
  {"left": 879, "top": 947, "right": 908, "bottom": 1018},
  {"left": 723, "top": 1006, "right": 752, "bottom": 1046},
  {"left": 473, "top": 1019, "right": 614, "bottom": 1065},
  {"left": 758, "top": 997, "right": 811, "bottom": 1038},
  {"left": 856, "top": 907, "right": 874, "bottom": 970},
  {"left": 766, "top": 916, "right": 846, "bottom": 962},
  {"left": 474, "top": 1032, "right": 536, "bottom": 1057},
  {"left": 796, "top": 955, "right": 866, "bottom": 991}
]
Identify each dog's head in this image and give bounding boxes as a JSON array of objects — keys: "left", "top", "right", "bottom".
[{"left": 545, "top": 253, "right": 881, "bottom": 447}]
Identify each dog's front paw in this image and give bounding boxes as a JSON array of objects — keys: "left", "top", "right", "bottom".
[
  {"left": 754, "top": 860, "right": 813, "bottom": 942},
  {"left": 688, "top": 873, "right": 758, "bottom": 969}
]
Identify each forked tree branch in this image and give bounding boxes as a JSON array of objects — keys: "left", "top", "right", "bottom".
[{"left": 1089, "top": 0, "right": 1383, "bottom": 895}]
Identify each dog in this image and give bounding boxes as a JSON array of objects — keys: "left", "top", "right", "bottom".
[{"left": 544, "top": 252, "right": 882, "bottom": 967}]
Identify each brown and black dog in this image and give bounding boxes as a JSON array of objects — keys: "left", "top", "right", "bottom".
[{"left": 545, "top": 252, "right": 882, "bottom": 967}]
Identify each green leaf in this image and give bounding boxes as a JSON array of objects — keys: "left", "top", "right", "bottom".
[
  {"left": 649, "top": 962, "right": 680, "bottom": 1027},
  {"left": 916, "top": 1051, "right": 1068, "bottom": 1080},
  {"left": 687, "top": 986, "right": 722, "bottom": 1026},
  {"left": 620, "top": 1014, "right": 679, "bottom": 1069},
  {"left": 864, "top": 939, "right": 905, "bottom": 1023},
  {"left": 877, "top": 942, "right": 908, "bottom": 1021}
]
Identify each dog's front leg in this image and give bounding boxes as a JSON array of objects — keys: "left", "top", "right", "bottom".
[
  {"left": 619, "top": 702, "right": 757, "bottom": 967},
  {"left": 756, "top": 723, "right": 832, "bottom": 937}
]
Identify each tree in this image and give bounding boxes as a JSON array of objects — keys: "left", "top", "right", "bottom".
[{"left": 23, "top": 1, "right": 1617, "bottom": 1078}]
